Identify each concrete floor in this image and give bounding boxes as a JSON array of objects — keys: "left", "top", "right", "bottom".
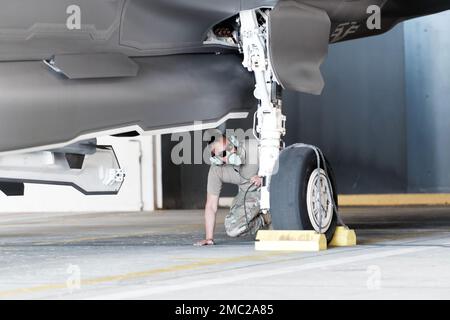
[{"left": 1, "top": 206, "right": 450, "bottom": 299}]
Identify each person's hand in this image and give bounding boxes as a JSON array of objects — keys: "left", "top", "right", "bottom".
[
  {"left": 250, "top": 176, "right": 262, "bottom": 187},
  {"left": 194, "top": 239, "right": 215, "bottom": 246}
]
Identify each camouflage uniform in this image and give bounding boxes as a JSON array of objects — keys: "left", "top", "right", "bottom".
[
  {"left": 207, "top": 138, "right": 266, "bottom": 237},
  {"left": 225, "top": 184, "right": 264, "bottom": 237}
]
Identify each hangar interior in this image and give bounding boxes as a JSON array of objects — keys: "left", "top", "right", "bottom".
[{"left": 1, "top": 8, "right": 450, "bottom": 301}]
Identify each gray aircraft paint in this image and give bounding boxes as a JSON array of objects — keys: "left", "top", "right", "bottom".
[
  {"left": 0, "top": 54, "right": 255, "bottom": 153},
  {"left": 0, "top": 0, "right": 449, "bottom": 154},
  {"left": 0, "top": 0, "right": 276, "bottom": 61},
  {"left": 1, "top": 0, "right": 445, "bottom": 61}
]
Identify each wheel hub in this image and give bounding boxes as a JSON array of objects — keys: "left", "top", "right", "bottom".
[{"left": 306, "top": 168, "right": 333, "bottom": 233}]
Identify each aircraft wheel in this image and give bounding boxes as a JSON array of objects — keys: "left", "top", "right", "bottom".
[{"left": 270, "top": 146, "right": 338, "bottom": 242}]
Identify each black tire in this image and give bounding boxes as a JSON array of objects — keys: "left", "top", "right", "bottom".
[{"left": 270, "top": 146, "right": 338, "bottom": 242}]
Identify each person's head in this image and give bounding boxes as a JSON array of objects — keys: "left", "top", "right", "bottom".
[{"left": 209, "top": 135, "right": 240, "bottom": 165}]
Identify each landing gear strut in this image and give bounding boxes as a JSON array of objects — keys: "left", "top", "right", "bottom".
[
  {"left": 239, "top": 9, "right": 286, "bottom": 214},
  {"left": 239, "top": 9, "right": 338, "bottom": 240}
]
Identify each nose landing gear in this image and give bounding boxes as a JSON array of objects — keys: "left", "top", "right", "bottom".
[{"left": 238, "top": 9, "right": 339, "bottom": 241}]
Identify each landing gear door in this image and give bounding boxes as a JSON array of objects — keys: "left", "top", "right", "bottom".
[{"left": 268, "top": 0, "right": 331, "bottom": 95}]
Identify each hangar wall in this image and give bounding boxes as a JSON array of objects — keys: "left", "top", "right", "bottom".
[
  {"left": 404, "top": 11, "right": 450, "bottom": 193},
  {"left": 286, "top": 24, "right": 407, "bottom": 194},
  {"left": 288, "top": 11, "right": 450, "bottom": 194}
]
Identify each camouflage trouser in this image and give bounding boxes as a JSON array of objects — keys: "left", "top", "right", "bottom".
[{"left": 224, "top": 185, "right": 264, "bottom": 237}]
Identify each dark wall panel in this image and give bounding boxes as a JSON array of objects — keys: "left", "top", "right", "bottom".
[
  {"left": 405, "top": 11, "right": 450, "bottom": 192},
  {"left": 285, "top": 25, "right": 408, "bottom": 194},
  {"left": 162, "top": 116, "right": 255, "bottom": 209}
]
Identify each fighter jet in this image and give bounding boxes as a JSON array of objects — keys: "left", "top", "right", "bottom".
[{"left": 0, "top": 0, "right": 449, "bottom": 239}]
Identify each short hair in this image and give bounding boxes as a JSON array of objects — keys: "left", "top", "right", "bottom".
[{"left": 208, "top": 134, "right": 226, "bottom": 145}]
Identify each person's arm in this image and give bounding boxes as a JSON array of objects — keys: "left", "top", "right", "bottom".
[
  {"left": 195, "top": 193, "right": 219, "bottom": 246},
  {"left": 250, "top": 175, "right": 262, "bottom": 187},
  {"left": 204, "top": 192, "right": 219, "bottom": 240}
]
